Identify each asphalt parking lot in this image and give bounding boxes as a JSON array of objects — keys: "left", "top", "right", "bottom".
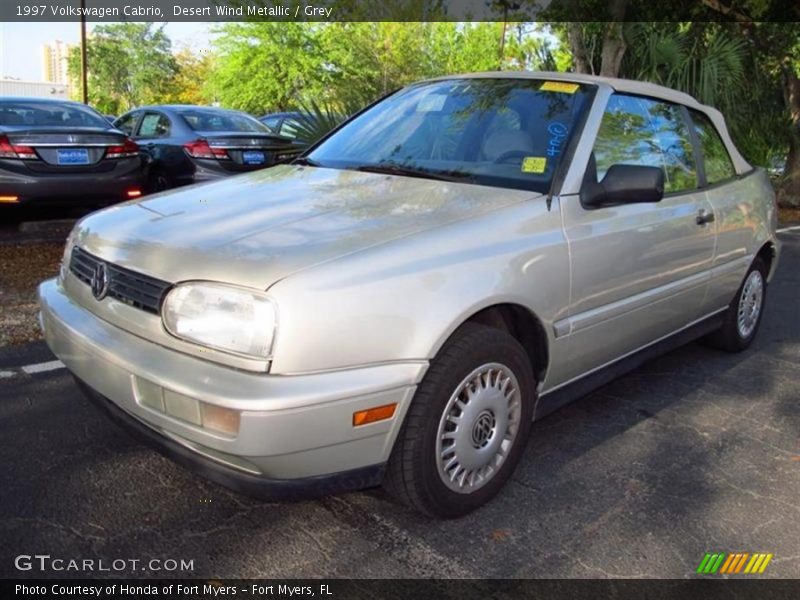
[{"left": 0, "top": 229, "right": 798, "bottom": 580}]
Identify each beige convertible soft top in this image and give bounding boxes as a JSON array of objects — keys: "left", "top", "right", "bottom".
[{"left": 428, "top": 71, "right": 753, "bottom": 175}]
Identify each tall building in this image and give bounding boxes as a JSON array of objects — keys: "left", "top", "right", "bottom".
[{"left": 41, "top": 40, "right": 73, "bottom": 85}]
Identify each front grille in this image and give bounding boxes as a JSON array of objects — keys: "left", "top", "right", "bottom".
[{"left": 69, "top": 246, "right": 171, "bottom": 314}]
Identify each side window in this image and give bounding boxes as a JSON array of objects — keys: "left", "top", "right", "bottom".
[
  {"left": 594, "top": 94, "right": 698, "bottom": 194},
  {"left": 114, "top": 112, "right": 139, "bottom": 136},
  {"left": 690, "top": 110, "right": 735, "bottom": 184},
  {"left": 138, "top": 112, "right": 170, "bottom": 138},
  {"left": 648, "top": 102, "right": 697, "bottom": 193}
]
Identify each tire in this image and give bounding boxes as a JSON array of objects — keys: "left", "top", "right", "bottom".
[
  {"left": 147, "top": 170, "right": 171, "bottom": 193},
  {"left": 704, "top": 256, "right": 768, "bottom": 352},
  {"left": 385, "top": 323, "right": 535, "bottom": 518}
]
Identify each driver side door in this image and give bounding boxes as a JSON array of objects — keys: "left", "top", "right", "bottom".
[{"left": 558, "top": 93, "right": 716, "bottom": 382}]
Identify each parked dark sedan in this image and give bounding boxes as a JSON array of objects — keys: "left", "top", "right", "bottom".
[
  {"left": 114, "top": 105, "right": 302, "bottom": 192},
  {"left": 0, "top": 97, "right": 145, "bottom": 208}
]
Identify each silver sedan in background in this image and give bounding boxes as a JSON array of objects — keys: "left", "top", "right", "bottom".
[{"left": 38, "top": 72, "right": 779, "bottom": 517}]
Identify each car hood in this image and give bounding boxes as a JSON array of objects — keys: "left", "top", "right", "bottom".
[{"left": 72, "top": 165, "right": 538, "bottom": 290}]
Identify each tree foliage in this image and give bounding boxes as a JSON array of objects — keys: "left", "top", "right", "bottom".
[
  {"left": 209, "top": 22, "right": 506, "bottom": 114},
  {"left": 209, "top": 23, "right": 324, "bottom": 114},
  {"left": 161, "top": 46, "right": 215, "bottom": 106},
  {"left": 67, "top": 23, "right": 178, "bottom": 115}
]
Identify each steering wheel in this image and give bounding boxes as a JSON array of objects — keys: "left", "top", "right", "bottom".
[{"left": 493, "top": 149, "right": 530, "bottom": 164}]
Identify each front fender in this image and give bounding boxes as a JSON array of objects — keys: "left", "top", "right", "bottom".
[{"left": 266, "top": 198, "right": 569, "bottom": 375}]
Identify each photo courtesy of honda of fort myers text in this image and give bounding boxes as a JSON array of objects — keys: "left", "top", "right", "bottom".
[{"left": 14, "top": 583, "right": 336, "bottom": 598}]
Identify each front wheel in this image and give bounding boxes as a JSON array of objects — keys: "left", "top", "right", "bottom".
[
  {"left": 705, "top": 256, "right": 768, "bottom": 352},
  {"left": 385, "top": 323, "right": 535, "bottom": 518}
]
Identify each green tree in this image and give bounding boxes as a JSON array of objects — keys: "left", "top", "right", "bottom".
[
  {"left": 67, "top": 23, "right": 177, "bottom": 114},
  {"left": 504, "top": 23, "right": 558, "bottom": 71},
  {"left": 210, "top": 22, "right": 324, "bottom": 113},
  {"left": 319, "top": 23, "right": 432, "bottom": 105},
  {"left": 162, "top": 46, "right": 215, "bottom": 106},
  {"left": 211, "top": 22, "right": 509, "bottom": 113},
  {"left": 430, "top": 23, "right": 505, "bottom": 74}
]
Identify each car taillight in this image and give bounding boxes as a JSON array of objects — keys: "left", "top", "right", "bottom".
[
  {"left": 106, "top": 138, "right": 139, "bottom": 159},
  {"left": 0, "top": 135, "right": 36, "bottom": 159},
  {"left": 183, "top": 140, "right": 229, "bottom": 160}
]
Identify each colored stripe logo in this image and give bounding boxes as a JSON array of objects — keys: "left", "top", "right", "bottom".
[{"left": 696, "top": 552, "right": 773, "bottom": 574}]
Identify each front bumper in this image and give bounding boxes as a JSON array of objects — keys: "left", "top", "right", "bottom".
[
  {"left": 38, "top": 278, "right": 425, "bottom": 497},
  {"left": 74, "top": 377, "right": 385, "bottom": 500}
]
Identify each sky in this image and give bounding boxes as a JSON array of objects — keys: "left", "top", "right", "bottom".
[{"left": 0, "top": 22, "right": 213, "bottom": 81}]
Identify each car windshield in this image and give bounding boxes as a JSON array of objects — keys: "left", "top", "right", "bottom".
[
  {"left": 0, "top": 101, "right": 109, "bottom": 128},
  {"left": 179, "top": 109, "right": 270, "bottom": 133},
  {"left": 308, "top": 78, "right": 595, "bottom": 193}
]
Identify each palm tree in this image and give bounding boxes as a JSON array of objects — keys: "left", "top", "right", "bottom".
[
  {"left": 621, "top": 23, "right": 783, "bottom": 167},
  {"left": 291, "top": 98, "right": 367, "bottom": 146}
]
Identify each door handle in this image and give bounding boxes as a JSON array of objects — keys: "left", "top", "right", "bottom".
[{"left": 696, "top": 209, "right": 715, "bottom": 226}]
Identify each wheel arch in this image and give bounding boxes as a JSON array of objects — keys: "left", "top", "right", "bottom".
[
  {"left": 447, "top": 303, "right": 550, "bottom": 386},
  {"left": 755, "top": 240, "right": 778, "bottom": 281}
]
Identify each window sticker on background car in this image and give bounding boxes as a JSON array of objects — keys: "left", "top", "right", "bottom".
[
  {"left": 521, "top": 157, "right": 547, "bottom": 173},
  {"left": 540, "top": 81, "right": 579, "bottom": 94},
  {"left": 416, "top": 93, "right": 448, "bottom": 112}
]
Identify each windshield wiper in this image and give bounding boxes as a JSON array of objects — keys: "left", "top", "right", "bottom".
[{"left": 353, "top": 163, "right": 475, "bottom": 183}]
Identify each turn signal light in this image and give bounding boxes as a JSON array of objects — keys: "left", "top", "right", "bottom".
[
  {"left": 353, "top": 403, "right": 397, "bottom": 427},
  {"left": 200, "top": 402, "right": 241, "bottom": 436},
  {"left": 126, "top": 188, "right": 142, "bottom": 198},
  {"left": 0, "top": 195, "right": 19, "bottom": 203}
]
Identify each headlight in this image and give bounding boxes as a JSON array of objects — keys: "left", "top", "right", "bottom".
[{"left": 162, "top": 282, "right": 277, "bottom": 359}]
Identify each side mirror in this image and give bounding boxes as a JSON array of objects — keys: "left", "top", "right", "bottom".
[{"left": 582, "top": 164, "right": 665, "bottom": 208}]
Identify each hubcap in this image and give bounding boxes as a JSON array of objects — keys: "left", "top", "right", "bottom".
[
  {"left": 737, "top": 270, "right": 763, "bottom": 339},
  {"left": 436, "top": 363, "right": 522, "bottom": 494}
]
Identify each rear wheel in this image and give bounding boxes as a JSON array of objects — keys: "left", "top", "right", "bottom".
[
  {"left": 705, "top": 256, "right": 768, "bottom": 352},
  {"left": 385, "top": 323, "right": 535, "bottom": 518},
  {"left": 147, "top": 169, "right": 171, "bottom": 193}
]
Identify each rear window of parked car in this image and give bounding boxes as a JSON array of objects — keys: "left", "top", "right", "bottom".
[
  {"left": 593, "top": 94, "right": 698, "bottom": 194},
  {"left": 0, "top": 101, "right": 109, "bottom": 128},
  {"left": 690, "top": 110, "right": 736, "bottom": 184},
  {"left": 178, "top": 109, "right": 268, "bottom": 133}
]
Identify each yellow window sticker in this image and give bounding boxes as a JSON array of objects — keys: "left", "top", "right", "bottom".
[
  {"left": 521, "top": 157, "right": 547, "bottom": 173},
  {"left": 540, "top": 81, "right": 579, "bottom": 94}
]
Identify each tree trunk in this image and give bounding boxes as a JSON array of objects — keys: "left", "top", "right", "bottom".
[
  {"left": 567, "top": 23, "right": 592, "bottom": 74},
  {"left": 599, "top": 22, "right": 626, "bottom": 77},
  {"left": 780, "top": 65, "right": 800, "bottom": 208},
  {"left": 599, "top": 0, "right": 627, "bottom": 77}
]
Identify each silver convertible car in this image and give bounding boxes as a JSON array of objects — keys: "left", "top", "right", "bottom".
[{"left": 39, "top": 73, "right": 779, "bottom": 517}]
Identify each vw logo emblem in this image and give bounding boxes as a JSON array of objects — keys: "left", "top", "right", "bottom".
[
  {"left": 90, "top": 262, "right": 109, "bottom": 300},
  {"left": 471, "top": 411, "right": 495, "bottom": 448}
]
